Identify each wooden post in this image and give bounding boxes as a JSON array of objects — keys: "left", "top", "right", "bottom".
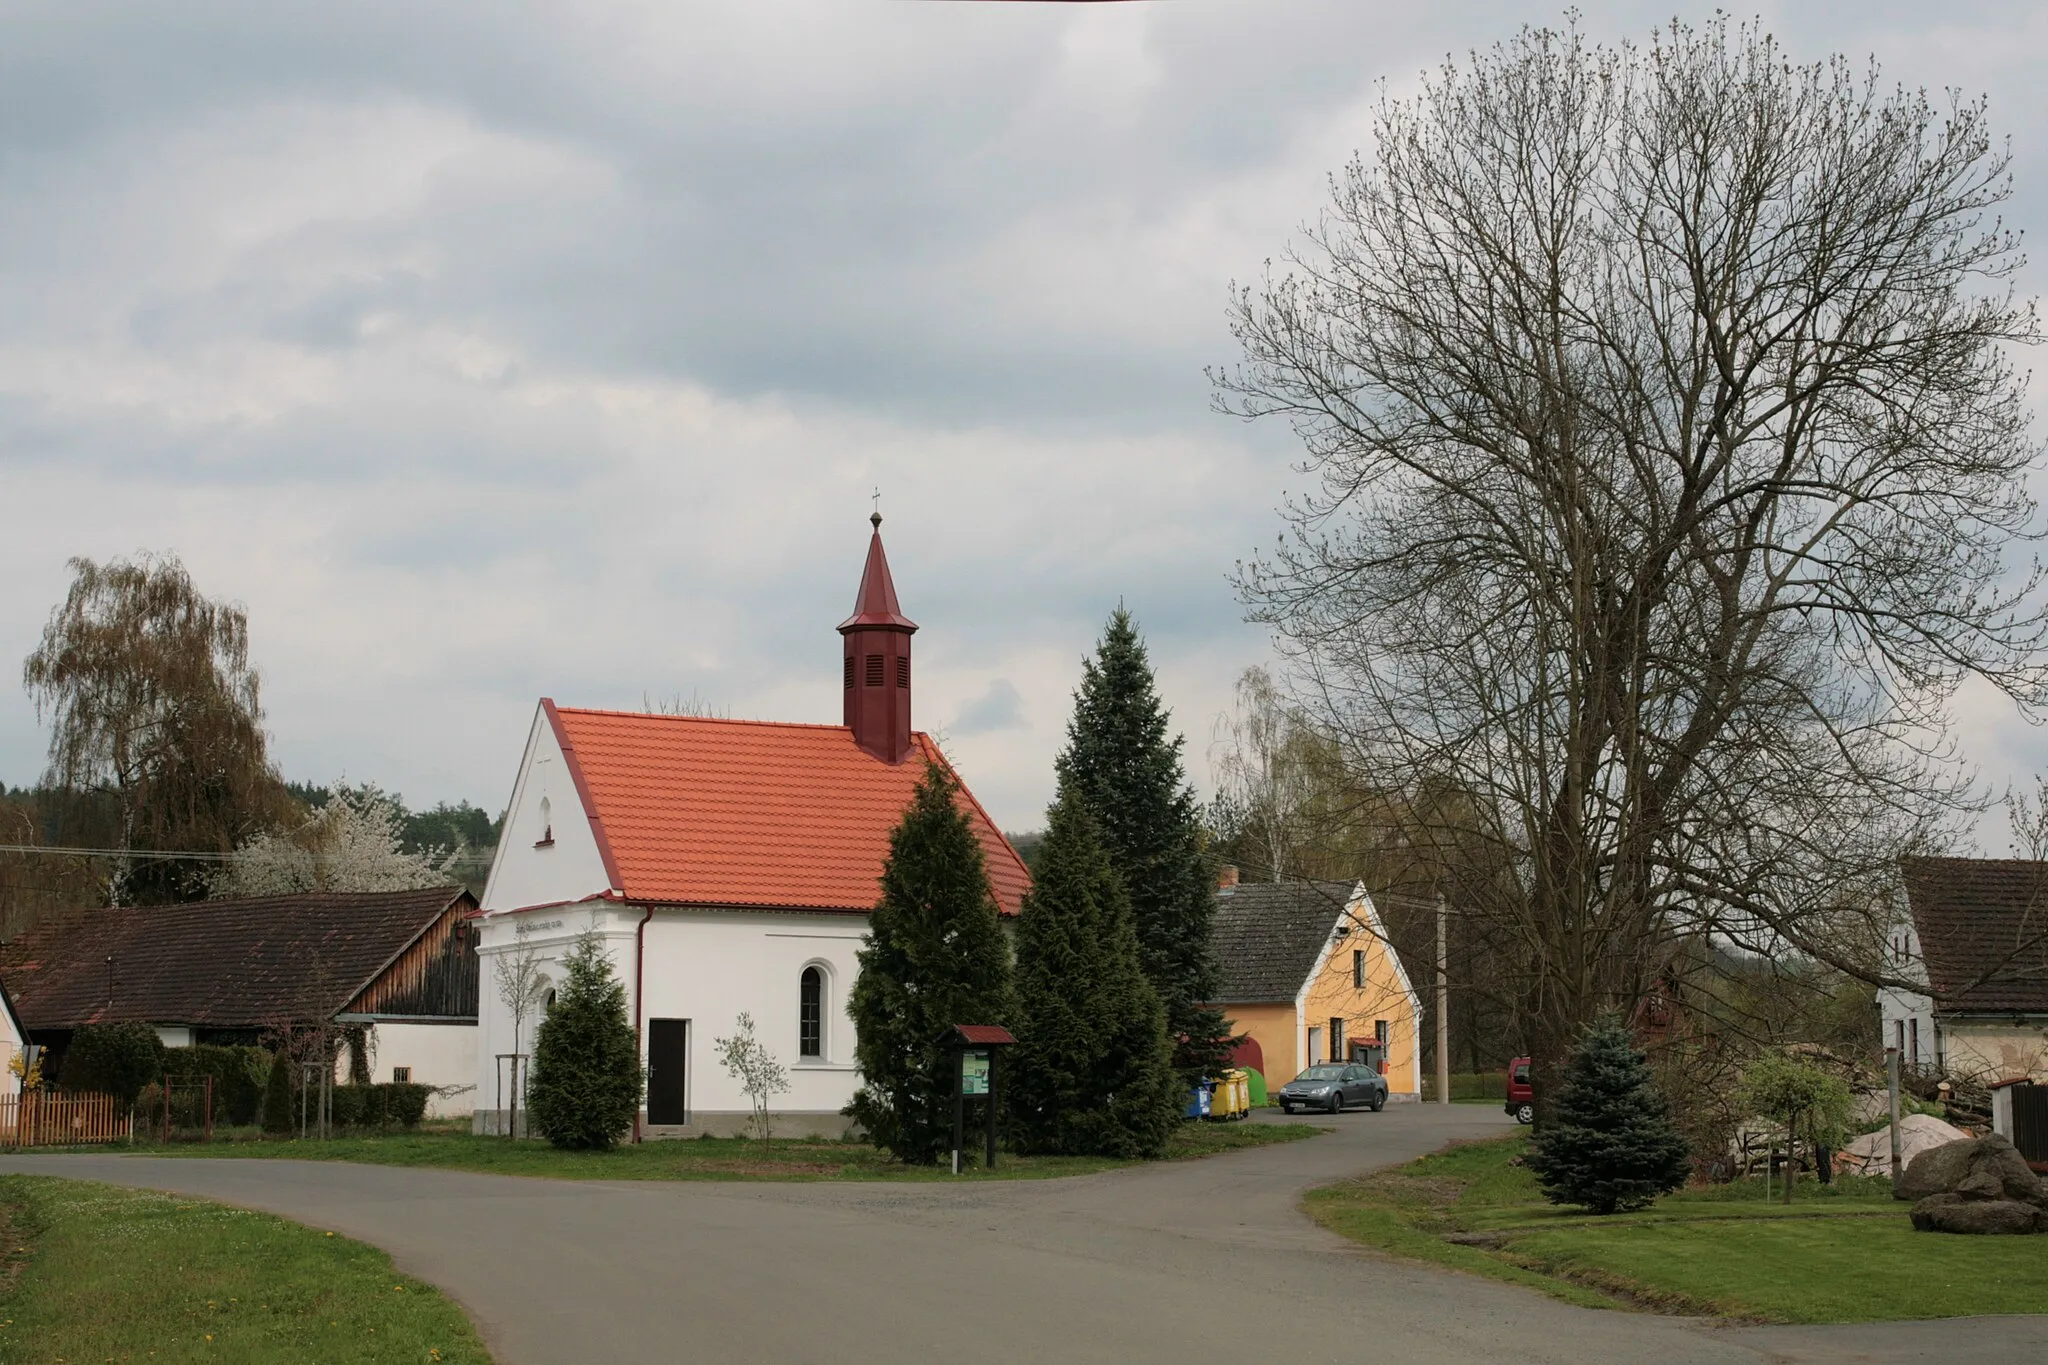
[
  {"left": 1887, "top": 1047, "right": 1904, "bottom": 1192},
  {"left": 951, "top": 1050, "right": 965, "bottom": 1176},
  {"left": 985, "top": 1050, "right": 998, "bottom": 1171}
]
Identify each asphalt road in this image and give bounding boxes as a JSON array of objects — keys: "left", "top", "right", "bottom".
[{"left": 4, "top": 1105, "right": 2044, "bottom": 1364}]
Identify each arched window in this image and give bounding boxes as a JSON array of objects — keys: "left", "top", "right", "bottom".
[
  {"left": 799, "top": 967, "right": 823, "bottom": 1058},
  {"left": 535, "top": 796, "right": 555, "bottom": 847}
]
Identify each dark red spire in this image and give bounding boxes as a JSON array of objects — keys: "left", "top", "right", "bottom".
[
  {"left": 838, "top": 513, "right": 917, "bottom": 764},
  {"left": 838, "top": 512, "right": 918, "bottom": 632}
]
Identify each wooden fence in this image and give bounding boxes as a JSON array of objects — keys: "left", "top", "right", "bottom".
[{"left": 0, "top": 1093, "right": 132, "bottom": 1147}]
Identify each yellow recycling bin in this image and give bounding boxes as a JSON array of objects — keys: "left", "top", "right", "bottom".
[{"left": 1210, "top": 1069, "right": 1251, "bottom": 1120}]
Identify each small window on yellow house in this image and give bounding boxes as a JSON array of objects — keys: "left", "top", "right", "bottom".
[{"left": 1352, "top": 949, "right": 1364, "bottom": 989}]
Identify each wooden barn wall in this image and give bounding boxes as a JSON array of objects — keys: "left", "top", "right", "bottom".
[{"left": 349, "top": 904, "right": 479, "bottom": 1019}]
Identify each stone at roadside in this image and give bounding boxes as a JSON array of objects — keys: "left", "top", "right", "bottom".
[
  {"left": 1909, "top": 1192, "right": 2046, "bottom": 1235},
  {"left": 1832, "top": 1112, "right": 1969, "bottom": 1179},
  {"left": 1895, "top": 1132, "right": 2046, "bottom": 1207}
]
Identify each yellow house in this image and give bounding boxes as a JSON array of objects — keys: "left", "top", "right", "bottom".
[{"left": 1211, "top": 876, "right": 1423, "bottom": 1099}]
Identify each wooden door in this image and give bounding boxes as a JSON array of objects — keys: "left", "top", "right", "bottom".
[{"left": 647, "top": 1018, "right": 689, "bottom": 1125}]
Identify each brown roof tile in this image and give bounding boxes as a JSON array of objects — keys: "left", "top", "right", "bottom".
[
  {"left": 0, "top": 887, "right": 473, "bottom": 1031},
  {"left": 1900, "top": 856, "right": 2048, "bottom": 1015},
  {"left": 1211, "top": 880, "right": 1356, "bottom": 1003}
]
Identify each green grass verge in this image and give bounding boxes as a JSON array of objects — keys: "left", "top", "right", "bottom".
[
  {"left": 124, "top": 1118, "right": 1318, "bottom": 1182},
  {"left": 1305, "top": 1135, "right": 2048, "bottom": 1324},
  {"left": 0, "top": 1175, "right": 490, "bottom": 1363}
]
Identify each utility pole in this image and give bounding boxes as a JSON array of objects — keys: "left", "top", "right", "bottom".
[{"left": 1436, "top": 895, "right": 1450, "bottom": 1107}]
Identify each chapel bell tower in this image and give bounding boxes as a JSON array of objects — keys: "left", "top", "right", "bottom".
[{"left": 839, "top": 512, "right": 917, "bottom": 764}]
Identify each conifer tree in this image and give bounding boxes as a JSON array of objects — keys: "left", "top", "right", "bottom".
[
  {"left": 1058, "top": 607, "right": 1232, "bottom": 1081},
  {"left": 1008, "top": 782, "right": 1180, "bottom": 1158},
  {"left": 525, "top": 928, "right": 643, "bottom": 1151},
  {"left": 847, "top": 759, "right": 1013, "bottom": 1164},
  {"left": 260, "top": 1049, "right": 295, "bottom": 1135},
  {"left": 1526, "top": 1020, "right": 1691, "bottom": 1214}
]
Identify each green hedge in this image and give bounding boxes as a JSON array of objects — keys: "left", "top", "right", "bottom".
[
  {"left": 163, "top": 1046, "right": 272, "bottom": 1126},
  {"left": 326, "top": 1083, "right": 431, "bottom": 1131},
  {"left": 1419, "top": 1071, "right": 1509, "bottom": 1101}
]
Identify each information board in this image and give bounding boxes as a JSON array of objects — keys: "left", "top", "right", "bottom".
[{"left": 961, "top": 1049, "right": 990, "bottom": 1097}]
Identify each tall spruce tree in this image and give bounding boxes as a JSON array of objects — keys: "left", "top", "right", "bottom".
[
  {"left": 1058, "top": 607, "right": 1232, "bottom": 1081},
  {"left": 1008, "top": 782, "right": 1180, "bottom": 1158},
  {"left": 846, "top": 759, "right": 1013, "bottom": 1164},
  {"left": 525, "top": 928, "right": 643, "bottom": 1151},
  {"left": 1526, "top": 1020, "right": 1691, "bottom": 1214}
]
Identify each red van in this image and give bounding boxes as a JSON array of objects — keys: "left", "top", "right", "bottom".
[{"left": 1505, "top": 1057, "right": 1534, "bottom": 1124}]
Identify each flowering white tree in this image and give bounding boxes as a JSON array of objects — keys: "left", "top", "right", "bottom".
[{"left": 212, "top": 783, "right": 451, "bottom": 897}]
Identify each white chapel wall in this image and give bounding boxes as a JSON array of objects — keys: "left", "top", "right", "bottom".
[{"left": 637, "top": 908, "right": 867, "bottom": 1136}]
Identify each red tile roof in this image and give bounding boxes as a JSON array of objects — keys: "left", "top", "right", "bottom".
[{"left": 546, "top": 704, "right": 1031, "bottom": 916}]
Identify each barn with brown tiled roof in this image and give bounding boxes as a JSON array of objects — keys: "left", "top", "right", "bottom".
[
  {"left": 474, "top": 515, "right": 1031, "bottom": 1140},
  {"left": 0, "top": 886, "right": 480, "bottom": 1114}
]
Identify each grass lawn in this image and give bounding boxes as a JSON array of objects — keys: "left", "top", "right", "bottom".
[
  {"left": 123, "top": 1117, "right": 1317, "bottom": 1182},
  {"left": 1305, "top": 1135, "right": 2048, "bottom": 1324},
  {"left": 0, "top": 1175, "right": 491, "bottom": 1364}
]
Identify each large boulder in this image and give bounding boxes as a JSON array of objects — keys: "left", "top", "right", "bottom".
[
  {"left": 1910, "top": 1193, "right": 2046, "bottom": 1235},
  {"left": 1835, "top": 1112, "right": 1970, "bottom": 1178},
  {"left": 1895, "top": 1133, "right": 2046, "bottom": 1207}
]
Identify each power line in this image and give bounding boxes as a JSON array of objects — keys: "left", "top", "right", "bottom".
[{"left": 0, "top": 843, "right": 494, "bottom": 866}]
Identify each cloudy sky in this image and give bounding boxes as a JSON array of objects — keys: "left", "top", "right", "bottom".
[{"left": 2, "top": 2, "right": 2045, "bottom": 836}]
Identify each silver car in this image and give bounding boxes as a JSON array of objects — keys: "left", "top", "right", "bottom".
[{"left": 1277, "top": 1063, "right": 1388, "bottom": 1114}]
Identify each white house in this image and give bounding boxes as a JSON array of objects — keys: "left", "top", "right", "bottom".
[
  {"left": 474, "top": 515, "right": 1032, "bottom": 1138},
  {"left": 1883, "top": 856, "right": 2048, "bottom": 1082}
]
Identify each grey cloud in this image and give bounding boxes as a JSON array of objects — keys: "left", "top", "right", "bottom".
[{"left": 953, "top": 678, "right": 1027, "bottom": 737}]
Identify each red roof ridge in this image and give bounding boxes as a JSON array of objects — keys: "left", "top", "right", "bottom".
[
  {"left": 916, "top": 734, "right": 1032, "bottom": 895},
  {"left": 551, "top": 706, "right": 863, "bottom": 735}
]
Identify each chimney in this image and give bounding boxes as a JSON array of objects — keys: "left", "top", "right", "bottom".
[{"left": 1217, "top": 864, "right": 1240, "bottom": 890}]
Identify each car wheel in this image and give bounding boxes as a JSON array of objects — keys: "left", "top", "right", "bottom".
[
  {"left": 1513, "top": 1102, "right": 1535, "bottom": 1125},
  {"left": 1279, "top": 1103, "right": 1294, "bottom": 1115},
  {"left": 1369, "top": 1094, "right": 1386, "bottom": 1112},
  {"left": 1328, "top": 1093, "right": 1344, "bottom": 1114}
]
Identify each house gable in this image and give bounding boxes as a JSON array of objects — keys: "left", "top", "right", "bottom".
[
  {"left": 1900, "top": 856, "right": 2048, "bottom": 1016},
  {"left": 480, "top": 701, "right": 620, "bottom": 915}
]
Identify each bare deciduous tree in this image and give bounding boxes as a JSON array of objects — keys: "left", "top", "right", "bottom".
[
  {"left": 1218, "top": 18, "right": 2046, "bottom": 1100},
  {"left": 492, "top": 937, "right": 550, "bottom": 1138}
]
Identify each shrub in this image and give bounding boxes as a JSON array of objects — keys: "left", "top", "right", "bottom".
[
  {"left": 526, "top": 929, "right": 643, "bottom": 1150},
  {"left": 60, "top": 1023, "right": 165, "bottom": 1107},
  {"left": 163, "top": 1045, "right": 271, "bottom": 1126},
  {"left": 327, "top": 1082, "right": 431, "bottom": 1130},
  {"left": 261, "top": 1050, "right": 297, "bottom": 1135},
  {"left": 1526, "top": 1019, "right": 1690, "bottom": 1214}
]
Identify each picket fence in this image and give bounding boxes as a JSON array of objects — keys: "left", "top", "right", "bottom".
[{"left": 0, "top": 1092, "right": 132, "bottom": 1147}]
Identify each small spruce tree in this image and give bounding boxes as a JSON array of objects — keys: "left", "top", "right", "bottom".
[
  {"left": 1526, "top": 1020, "right": 1691, "bottom": 1214},
  {"left": 525, "top": 928, "right": 644, "bottom": 1150},
  {"left": 261, "top": 1049, "right": 296, "bottom": 1135},
  {"left": 1058, "top": 608, "right": 1233, "bottom": 1083},
  {"left": 1008, "top": 782, "right": 1181, "bottom": 1158},
  {"left": 846, "top": 759, "right": 1013, "bottom": 1165}
]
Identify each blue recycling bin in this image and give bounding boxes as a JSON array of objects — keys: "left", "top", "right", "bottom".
[{"left": 1184, "top": 1080, "right": 1213, "bottom": 1119}]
